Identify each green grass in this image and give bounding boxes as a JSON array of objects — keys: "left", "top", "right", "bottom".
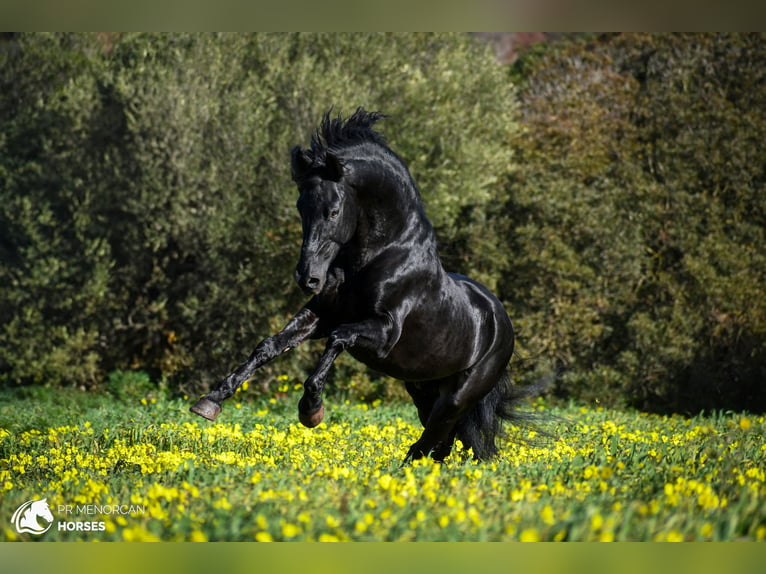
[{"left": 1, "top": 383, "right": 764, "bottom": 541}]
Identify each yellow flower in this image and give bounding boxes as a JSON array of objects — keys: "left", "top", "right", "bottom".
[
  {"left": 255, "top": 532, "right": 273, "bottom": 542},
  {"left": 520, "top": 528, "right": 540, "bottom": 542},
  {"left": 700, "top": 523, "right": 714, "bottom": 539},
  {"left": 189, "top": 530, "right": 208, "bottom": 542},
  {"left": 540, "top": 505, "right": 555, "bottom": 526},
  {"left": 122, "top": 526, "right": 160, "bottom": 542},
  {"left": 326, "top": 515, "right": 341, "bottom": 528},
  {"left": 665, "top": 530, "right": 684, "bottom": 542},
  {"left": 282, "top": 523, "right": 300, "bottom": 538}
]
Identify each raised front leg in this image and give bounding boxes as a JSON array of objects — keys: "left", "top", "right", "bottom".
[
  {"left": 297, "top": 317, "right": 399, "bottom": 428},
  {"left": 190, "top": 307, "right": 320, "bottom": 421}
]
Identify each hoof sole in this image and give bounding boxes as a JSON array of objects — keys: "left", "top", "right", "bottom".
[
  {"left": 190, "top": 398, "right": 222, "bottom": 421},
  {"left": 299, "top": 403, "right": 325, "bottom": 428}
]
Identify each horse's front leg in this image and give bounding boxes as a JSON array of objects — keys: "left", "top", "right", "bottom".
[
  {"left": 298, "top": 318, "right": 398, "bottom": 428},
  {"left": 190, "top": 307, "right": 320, "bottom": 421}
]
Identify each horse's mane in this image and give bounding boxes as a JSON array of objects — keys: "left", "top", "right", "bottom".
[{"left": 309, "top": 107, "right": 388, "bottom": 160}]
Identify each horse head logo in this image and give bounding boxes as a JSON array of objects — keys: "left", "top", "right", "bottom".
[{"left": 11, "top": 498, "right": 55, "bottom": 535}]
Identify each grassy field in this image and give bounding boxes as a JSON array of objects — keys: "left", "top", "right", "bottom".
[{"left": 1, "top": 381, "right": 764, "bottom": 542}]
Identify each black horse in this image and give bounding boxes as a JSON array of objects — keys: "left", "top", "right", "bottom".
[{"left": 191, "top": 108, "right": 533, "bottom": 462}]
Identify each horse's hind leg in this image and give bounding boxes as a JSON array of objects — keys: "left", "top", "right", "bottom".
[
  {"left": 404, "top": 381, "right": 439, "bottom": 426},
  {"left": 403, "top": 383, "right": 462, "bottom": 462},
  {"left": 404, "top": 351, "right": 509, "bottom": 463}
]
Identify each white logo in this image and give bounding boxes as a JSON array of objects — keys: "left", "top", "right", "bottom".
[{"left": 11, "top": 498, "right": 55, "bottom": 535}]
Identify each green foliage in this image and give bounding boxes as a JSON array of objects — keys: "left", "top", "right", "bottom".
[
  {"left": 506, "top": 33, "right": 766, "bottom": 412},
  {"left": 0, "top": 33, "right": 517, "bottom": 394},
  {"left": 3, "top": 33, "right": 764, "bottom": 414}
]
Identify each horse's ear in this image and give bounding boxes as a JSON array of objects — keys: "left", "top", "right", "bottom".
[
  {"left": 291, "top": 146, "right": 313, "bottom": 182},
  {"left": 325, "top": 151, "right": 345, "bottom": 182}
]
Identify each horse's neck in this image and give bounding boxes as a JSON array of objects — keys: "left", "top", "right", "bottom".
[
  {"left": 346, "top": 152, "right": 439, "bottom": 267},
  {"left": 351, "top": 202, "right": 438, "bottom": 271}
]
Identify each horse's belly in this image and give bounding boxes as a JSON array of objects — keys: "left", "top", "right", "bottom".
[
  {"left": 347, "top": 345, "right": 464, "bottom": 381},
  {"left": 347, "top": 315, "right": 483, "bottom": 381}
]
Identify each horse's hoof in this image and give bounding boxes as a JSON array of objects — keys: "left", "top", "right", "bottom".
[
  {"left": 299, "top": 403, "right": 325, "bottom": 428},
  {"left": 190, "top": 398, "right": 222, "bottom": 421}
]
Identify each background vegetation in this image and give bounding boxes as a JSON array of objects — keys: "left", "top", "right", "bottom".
[
  {"left": 1, "top": 33, "right": 764, "bottom": 414},
  {"left": 504, "top": 33, "right": 766, "bottom": 413}
]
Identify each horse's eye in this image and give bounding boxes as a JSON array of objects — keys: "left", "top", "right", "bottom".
[{"left": 330, "top": 209, "right": 339, "bottom": 218}]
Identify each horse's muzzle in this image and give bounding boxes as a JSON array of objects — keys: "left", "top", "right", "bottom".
[{"left": 295, "top": 268, "right": 323, "bottom": 295}]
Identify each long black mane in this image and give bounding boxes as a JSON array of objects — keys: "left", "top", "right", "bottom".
[{"left": 311, "top": 107, "right": 388, "bottom": 157}]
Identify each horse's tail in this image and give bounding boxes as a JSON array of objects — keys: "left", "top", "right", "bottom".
[{"left": 456, "top": 371, "right": 555, "bottom": 460}]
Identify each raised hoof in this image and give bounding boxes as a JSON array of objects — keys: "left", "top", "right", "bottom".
[
  {"left": 298, "top": 403, "right": 325, "bottom": 428},
  {"left": 190, "top": 398, "right": 222, "bottom": 421}
]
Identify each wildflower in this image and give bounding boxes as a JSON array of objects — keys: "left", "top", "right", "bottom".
[
  {"left": 122, "top": 526, "right": 160, "bottom": 542},
  {"left": 590, "top": 514, "right": 604, "bottom": 531},
  {"left": 665, "top": 531, "right": 684, "bottom": 542},
  {"left": 326, "top": 515, "right": 341, "bottom": 528},
  {"left": 298, "top": 512, "right": 312, "bottom": 524},
  {"left": 255, "top": 532, "right": 273, "bottom": 542},
  {"left": 700, "top": 523, "right": 714, "bottom": 539},
  {"left": 282, "top": 523, "right": 301, "bottom": 538},
  {"left": 540, "top": 505, "right": 555, "bottom": 526},
  {"left": 519, "top": 528, "right": 540, "bottom": 542}
]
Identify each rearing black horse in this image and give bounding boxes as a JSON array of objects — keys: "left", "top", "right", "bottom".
[{"left": 191, "top": 108, "right": 529, "bottom": 462}]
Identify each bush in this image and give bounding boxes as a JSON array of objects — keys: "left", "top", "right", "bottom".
[
  {"left": 506, "top": 33, "right": 766, "bottom": 413},
  {"left": 0, "top": 33, "right": 518, "bottom": 396}
]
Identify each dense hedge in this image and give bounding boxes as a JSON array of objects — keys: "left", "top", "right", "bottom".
[
  {"left": 504, "top": 33, "right": 766, "bottom": 413},
  {"left": 2, "top": 33, "right": 764, "bottom": 414},
  {"left": 0, "top": 33, "right": 517, "bottom": 396}
]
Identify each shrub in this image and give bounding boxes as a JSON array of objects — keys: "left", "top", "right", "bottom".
[{"left": 0, "top": 33, "right": 518, "bottom": 396}]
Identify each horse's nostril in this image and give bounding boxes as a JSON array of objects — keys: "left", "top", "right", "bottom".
[{"left": 307, "top": 277, "right": 320, "bottom": 288}]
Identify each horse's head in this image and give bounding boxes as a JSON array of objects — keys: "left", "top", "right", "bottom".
[
  {"left": 291, "top": 147, "right": 358, "bottom": 295},
  {"left": 32, "top": 499, "right": 54, "bottom": 522}
]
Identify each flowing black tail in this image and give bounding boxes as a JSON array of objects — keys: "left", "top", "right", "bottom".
[{"left": 456, "top": 371, "right": 555, "bottom": 460}]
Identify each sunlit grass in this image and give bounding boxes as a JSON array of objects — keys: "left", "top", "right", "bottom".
[{"left": 1, "top": 385, "right": 764, "bottom": 541}]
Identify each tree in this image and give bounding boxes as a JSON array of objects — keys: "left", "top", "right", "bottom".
[
  {"left": 0, "top": 33, "right": 519, "bottom": 395},
  {"left": 507, "top": 33, "right": 766, "bottom": 412}
]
